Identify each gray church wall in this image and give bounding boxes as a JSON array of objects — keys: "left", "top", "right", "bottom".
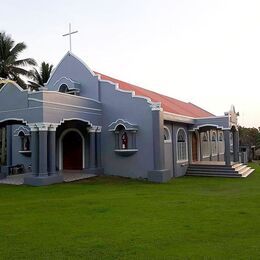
[
  {"left": 28, "top": 91, "right": 102, "bottom": 126},
  {"left": 99, "top": 80, "right": 154, "bottom": 179},
  {"left": 46, "top": 52, "right": 100, "bottom": 101}
]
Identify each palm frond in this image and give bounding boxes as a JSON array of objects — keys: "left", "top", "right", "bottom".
[
  {"left": 0, "top": 31, "right": 35, "bottom": 86},
  {"left": 13, "top": 58, "right": 37, "bottom": 67},
  {"left": 10, "top": 42, "right": 27, "bottom": 59},
  {"left": 27, "top": 80, "right": 42, "bottom": 91},
  {"left": 9, "top": 72, "right": 27, "bottom": 89},
  {"left": 10, "top": 66, "right": 34, "bottom": 78}
]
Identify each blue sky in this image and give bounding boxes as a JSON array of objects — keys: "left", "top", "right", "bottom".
[{"left": 1, "top": 0, "right": 260, "bottom": 127}]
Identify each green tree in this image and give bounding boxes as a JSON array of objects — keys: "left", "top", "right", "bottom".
[
  {"left": 0, "top": 31, "right": 36, "bottom": 88},
  {"left": 28, "top": 62, "right": 53, "bottom": 90},
  {"left": 239, "top": 126, "right": 259, "bottom": 146},
  {"left": 256, "top": 132, "right": 260, "bottom": 149}
]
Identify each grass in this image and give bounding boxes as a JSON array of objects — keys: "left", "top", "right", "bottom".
[{"left": 0, "top": 163, "right": 260, "bottom": 259}]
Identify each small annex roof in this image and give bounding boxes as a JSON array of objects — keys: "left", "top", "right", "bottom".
[{"left": 95, "top": 72, "right": 214, "bottom": 118}]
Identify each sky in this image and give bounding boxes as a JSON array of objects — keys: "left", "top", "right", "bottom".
[{"left": 1, "top": 0, "right": 259, "bottom": 127}]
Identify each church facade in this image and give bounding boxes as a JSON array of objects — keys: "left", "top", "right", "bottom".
[{"left": 0, "top": 52, "right": 245, "bottom": 186}]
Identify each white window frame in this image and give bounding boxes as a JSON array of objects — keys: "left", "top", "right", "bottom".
[
  {"left": 176, "top": 128, "right": 188, "bottom": 163},
  {"left": 163, "top": 126, "right": 172, "bottom": 143}
]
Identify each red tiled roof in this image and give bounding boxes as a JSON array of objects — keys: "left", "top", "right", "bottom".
[{"left": 95, "top": 72, "right": 214, "bottom": 118}]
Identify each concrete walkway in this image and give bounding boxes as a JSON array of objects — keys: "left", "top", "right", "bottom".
[
  {"left": 0, "top": 172, "right": 96, "bottom": 186},
  {"left": 62, "top": 171, "right": 96, "bottom": 183}
]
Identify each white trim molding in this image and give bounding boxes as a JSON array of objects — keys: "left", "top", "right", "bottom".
[
  {"left": 150, "top": 102, "right": 162, "bottom": 111},
  {"left": 13, "top": 126, "right": 30, "bottom": 136},
  {"left": 108, "top": 119, "right": 138, "bottom": 132}
]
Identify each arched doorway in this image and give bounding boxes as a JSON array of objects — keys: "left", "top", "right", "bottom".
[{"left": 61, "top": 129, "right": 84, "bottom": 170}]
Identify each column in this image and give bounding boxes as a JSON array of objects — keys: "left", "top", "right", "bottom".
[
  {"left": 89, "top": 126, "right": 96, "bottom": 169},
  {"left": 6, "top": 125, "right": 12, "bottom": 167},
  {"left": 30, "top": 125, "right": 39, "bottom": 175},
  {"left": 151, "top": 104, "right": 165, "bottom": 170},
  {"left": 96, "top": 127, "right": 102, "bottom": 168},
  {"left": 48, "top": 125, "right": 57, "bottom": 175},
  {"left": 233, "top": 130, "right": 239, "bottom": 162},
  {"left": 217, "top": 130, "right": 220, "bottom": 161},
  {"left": 209, "top": 130, "right": 212, "bottom": 161},
  {"left": 199, "top": 132, "right": 203, "bottom": 161},
  {"left": 148, "top": 103, "right": 171, "bottom": 183},
  {"left": 38, "top": 124, "right": 48, "bottom": 176},
  {"left": 224, "top": 129, "right": 231, "bottom": 166},
  {"left": 188, "top": 132, "right": 192, "bottom": 163},
  {"left": 1, "top": 126, "right": 6, "bottom": 165}
]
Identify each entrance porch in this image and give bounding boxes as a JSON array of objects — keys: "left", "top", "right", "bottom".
[
  {"left": 187, "top": 123, "right": 254, "bottom": 177},
  {"left": 0, "top": 83, "right": 103, "bottom": 186},
  {"left": 188, "top": 125, "right": 240, "bottom": 166}
]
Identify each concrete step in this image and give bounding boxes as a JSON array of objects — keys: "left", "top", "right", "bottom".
[
  {"left": 186, "top": 172, "right": 242, "bottom": 178},
  {"left": 234, "top": 164, "right": 247, "bottom": 172},
  {"left": 241, "top": 168, "right": 254, "bottom": 177},
  {"left": 186, "top": 163, "right": 254, "bottom": 178},
  {"left": 188, "top": 167, "right": 236, "bottom": 172}
]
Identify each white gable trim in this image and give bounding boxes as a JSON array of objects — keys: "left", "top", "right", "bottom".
[
  {"left": 0, "top": 82, "right": 27, "bottom": 93},
  {"left": 45, "top": 51, "right": 96, "bottom": 86}
]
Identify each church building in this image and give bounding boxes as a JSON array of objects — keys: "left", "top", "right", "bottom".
[{"left": 0, "top": 52, "right": 254, "bottom": 186}]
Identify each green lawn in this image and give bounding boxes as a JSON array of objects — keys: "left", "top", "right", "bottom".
[{"left": 0, "top": 164, "right": 260, "bottom": 259}]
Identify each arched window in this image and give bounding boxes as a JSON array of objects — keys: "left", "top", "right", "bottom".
[
  {"left": 219, "top": 132, "right": 223, "bottom": 142},
  {"left": 59, "top": 84, "right": 69, "bottom": 93},
  {"left": 201, "top": 132, "right": 209, "bottom": 157},
  {"left": 211, "top": 132, "right": 216, "bottom": 142},
  {"left": 202, "top": 132, "right": 208, "bottom": 142},
  {"left": 177, "top": 128, "right": 187, "bottom": 161},
  {"left": 211, "top": 131, "right": 217, "bottom": 155},
  {"left": 115, "top": 125, "right": 130, "bottom": 150},
  {"left": 59, "top": 84, "right": 79, "bottom": 95},
  {"left": 18, "top": 131, "right": 30, "bottom": 151},
  {"left": 164, "top": 126, "right": 171, "bottom": 143}
]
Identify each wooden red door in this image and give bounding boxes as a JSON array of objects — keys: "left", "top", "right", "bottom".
[{"left": 63, "top": 131, "right": 83, "bottom": 170}]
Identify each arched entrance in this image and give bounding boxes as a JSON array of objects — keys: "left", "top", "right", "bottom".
[{"left": 60, "top": 129, "right": 84, "bottom": 170}]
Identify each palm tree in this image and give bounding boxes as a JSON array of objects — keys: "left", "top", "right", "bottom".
[
  {"left": 28, "top": 62, "right": 53, "bottom": 90},
  {"left": 0, "top": 31, "right": 36, "bottom": 89}
]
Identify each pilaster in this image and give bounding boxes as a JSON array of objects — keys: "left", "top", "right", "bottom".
[
  {"left": 24, "top": 123, "right": 63, "bottom": 186},
  {"left": 224, "top": 129, "right": 231, "bottom": 166},
  {"left": 86, "top": 125, "right": 103, "bottom": 175},
  {"left": 233, "top": 130, "right": 239, "bottom": 162},
  {"left": 148, "top": 103, "right": 171, "bottom": 183},
  {"left": 48, "top": 124, "right": 58, "bottom": 175}
]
